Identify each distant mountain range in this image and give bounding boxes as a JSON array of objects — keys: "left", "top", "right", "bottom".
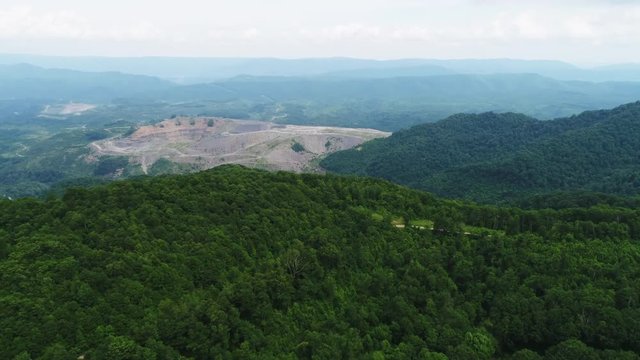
[
  {"left": 3, "top": 54, "right": 640, "bottom": 83},
  {"left": 321, "top": 102, "right": 640, "bottom": 203},
  {"left": 0, "top": 64, "right": 172, "bottom": 102},
  {"left": 5, "top": 63, "right": 640, "bottom": 130},
  {"left": 166, "top": 73, "right": 640, "bottom": 119}
]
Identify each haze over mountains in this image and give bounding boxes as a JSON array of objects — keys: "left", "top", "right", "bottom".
[
  {"left": 3, "top": 54, "right": 640, "bottom": 83},
  {"left": 6, "top": 59, "right": 640, "bottom": 131},
  {"left": 0, "top": 64, "right": 173, "bottom": 102}
]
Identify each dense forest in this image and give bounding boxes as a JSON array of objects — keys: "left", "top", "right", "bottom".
[
  {"left": 321, "top": 101, "right": 640, "bottom": 203},
  {"left": 2, "top": 165, "right": 640, "bottom": 359}
]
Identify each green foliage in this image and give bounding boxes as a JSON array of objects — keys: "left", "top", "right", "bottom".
[
  {"left": 0, "top": 99, "right": 147, "bottom": 198},
  {"left": 545, "top": 339, "right": 599, "bottom": 360},
  {"left": 13, "top": 352, "right": 32, "bottom": 360},
  {"left": 93, "top": 157, "right": 129, "bottom": 176},
  {"left": 322, "top": 102, "right": 640, "bottom": 203},
  {"left": 291, "top": 141, "right": 306, "bottom": 153},
  {"left": 85, "top": 130, "right": 110, "bottom": 141},
  {"left": 462, "top": 330, "right": 496, "bottom": 359},
  {"left": 148, "top": 158, "right": 200, "bottom": 176},
  {"left": 122, "top": 126, "right": 138, "bottom": 137},
  {"left": 510, "top": 349, "right": 543, "bottom": 360},
  {"left": 0, "top": 129, "right": 96, "bottom": 198},
  {"left": 1, "top": 166, "right": 640, "bottom": 358},
  {"left": 517, "top": 191, "right": 640, "bottom": 210}
]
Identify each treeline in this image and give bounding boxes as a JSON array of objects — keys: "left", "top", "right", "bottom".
[{"left": 1, "top": 166, "right": 639, "bottom": 359}]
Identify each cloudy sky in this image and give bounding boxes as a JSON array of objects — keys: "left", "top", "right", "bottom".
[{"left": 0, "top": 0, "right": 638, "bottom": 64}]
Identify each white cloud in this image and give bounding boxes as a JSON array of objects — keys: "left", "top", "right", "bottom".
[
  {"left": 298, "top": 5, "right": 640, "bottom": 46},
  {"left": 300, "top": 24, "right": 383, "bottom": 41},
  {"left": 3, "top": 0, "right": 640, "bottom": 62},
  {"left": 206, "top": 27, "right": 261, "bottom": 41},
  {"left": 390, "top": 26, "right": 434, "bottom": 41},
  {"left": 0, "top": 6, "right": 162, "bottom": 41},
  {"left": 242, "top": 28, "right": 259, "bottom": 40}
]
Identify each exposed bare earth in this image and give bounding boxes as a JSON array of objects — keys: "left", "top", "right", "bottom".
[
  {"left": 40, "top": 103, "right": 97, "bottom": 118},
  {"left": 90, "top": 117, "right": 390, "bottom": 173}
]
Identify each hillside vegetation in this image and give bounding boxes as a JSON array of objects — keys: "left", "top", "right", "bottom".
[
  {"left": 2, "top": 166, "right": 640, "bottom": 359},
  {"left": 321, "top": 102, "right": 640, "bottom": 203}
]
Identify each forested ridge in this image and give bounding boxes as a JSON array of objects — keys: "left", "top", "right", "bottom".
[
  {"left": 321, "top": 101, "right": 640, "bottom": 203},
  {"left": 2, "top": 165, "right": 640, "bottom": 359}
]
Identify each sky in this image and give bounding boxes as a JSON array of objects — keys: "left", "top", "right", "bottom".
[{"left": 0, "top": 0, "right": 639, "bottom": 64}]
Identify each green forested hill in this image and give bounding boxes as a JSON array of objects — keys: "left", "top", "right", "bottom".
[
  {"left": 321, "top": 102, "right": 640, "bottom": 203},
  {"left": 2, "top": 166, "right": 640, "bottom": 359}
]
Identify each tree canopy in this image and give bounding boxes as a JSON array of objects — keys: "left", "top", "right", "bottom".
[
  {"left": 321, "top": 102, "right": 640, "bottom": 204},
  {"left": 1, "top": 166, "right": 639, "bottom": 359}
]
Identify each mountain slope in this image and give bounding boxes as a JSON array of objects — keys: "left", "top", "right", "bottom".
[
  {"left": 0, "top": 55, "right": 584, "bottom": 81},
  {"left": 2, "top": 166, "right": 640, "bottom": 359},
  {"left": 147, "top": 73, "right": 640, "bottom": 130},
  {"left": 167, "top": 73, "right": 640, "bottom": 109},
  {"left": 0, "top": 64, "right": 174, "bottom": 102},
  {"left": 321, "top": 102, "right": 640, "bottom": 203}
]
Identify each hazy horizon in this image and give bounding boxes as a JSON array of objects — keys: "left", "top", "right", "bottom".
[
  {"left": 0, "top": 52, "right": 628, "bottom": 68},
  {"left": 2, "top": 0, "right": 640, "bottom": 65}
]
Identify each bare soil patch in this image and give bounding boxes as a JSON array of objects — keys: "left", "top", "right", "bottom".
[{"left": 91, "top": 117, "right": 390, "bottom": 174}]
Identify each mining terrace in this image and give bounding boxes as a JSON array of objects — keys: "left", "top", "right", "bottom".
[{"left": 90, "top": 117, "right": 390, "bottom": 173}]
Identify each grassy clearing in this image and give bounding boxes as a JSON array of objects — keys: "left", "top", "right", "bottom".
[
  {"left": 409, "top": 219, "right": 434, "bottom": 228},
  {"left": 462, "top": 225, "right": 505, "bottom": 236},
  {"left": 371, "top": 212, "right": 384, "bottom": 221},
  {"left": 369, "top": 210, "right": 494, "bottom": 236}
]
